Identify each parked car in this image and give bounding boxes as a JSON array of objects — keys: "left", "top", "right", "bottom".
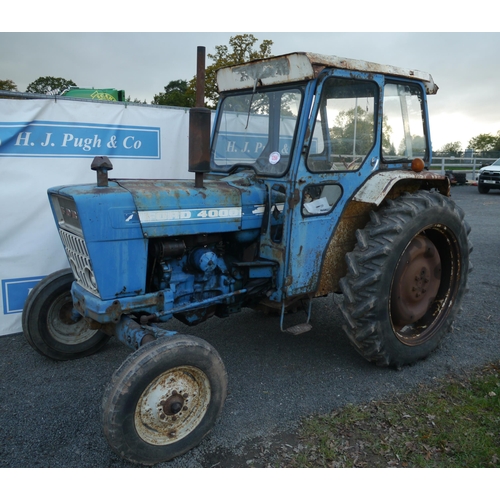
[{"left": 477, "top": 158, "right": 500, "bottom": 194}]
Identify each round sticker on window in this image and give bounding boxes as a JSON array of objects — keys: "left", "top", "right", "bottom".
[{"left": 269, "top": 152, "right": 281, "bottom": 165}]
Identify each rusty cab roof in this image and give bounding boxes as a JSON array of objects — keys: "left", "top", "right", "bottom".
[{"left": 216, "top": 52, "right": 438, "bottom": 95}]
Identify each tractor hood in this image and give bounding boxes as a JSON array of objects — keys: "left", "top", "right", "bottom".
[
  {"left": 116, "top": 174, "right": 266, "bottom": 237},
  {"left": 49, "top": 171, "right": 267, "bottom": 241}
]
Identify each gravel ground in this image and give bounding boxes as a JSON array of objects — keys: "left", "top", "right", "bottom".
[{"left": 1, "top": 185, "right": 499, "bottom": 468}]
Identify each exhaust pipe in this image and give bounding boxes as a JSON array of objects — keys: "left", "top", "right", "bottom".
[{"left": 189, "top": 46, "right": 210, "bottom": 188}]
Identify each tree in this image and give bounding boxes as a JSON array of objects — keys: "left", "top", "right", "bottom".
[
  {"left": 330, "top": 106, "right": 375, "bottom": 156},
  {"left": 152, "top": 79, "right": 195, "bottom": 107},
  {"left": 439, "top": 141, "right": 463, "bottom": 156},
  {"left": 26, "top": 76, "right": 76, "bottom": 95},
  {"left": 493, "top": 134, "right": 500, "bottom": 152},
  {"left": 189, "top": 34, "right": 273, "bottom": 108},
  {"left": 126, "top": 96, "right": 147, "bottom": 104},
  {"left": 330, "top": 105, "right": 393, "bottom": 156},
  {"left": 152, "top": 35, "right": 274, "bottom": 109},
  {"left": 398, "top": 135, "right": 426, "bottom": 156},
  {"left": 467, "top": 133, "right": 500, "bottom": 153},
  {"left": 0, "top": 79, "right": 17, "bottom": 92}
]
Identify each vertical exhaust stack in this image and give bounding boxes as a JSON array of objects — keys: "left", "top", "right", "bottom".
[{"left": 189, "top": 46, "right": 211, "bottom": 188}]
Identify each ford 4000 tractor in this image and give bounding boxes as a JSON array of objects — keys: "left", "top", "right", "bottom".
[{"left": 23, "top": 49, "right": 471, "bottom": 465}]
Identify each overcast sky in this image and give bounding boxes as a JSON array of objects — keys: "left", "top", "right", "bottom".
[{"left": 1, "top": 31, "right": 499, "bottom": 151}]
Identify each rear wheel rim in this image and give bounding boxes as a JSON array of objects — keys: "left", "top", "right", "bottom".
[{"left": 390, "top": 228, "right": 460, "bottom": 346}]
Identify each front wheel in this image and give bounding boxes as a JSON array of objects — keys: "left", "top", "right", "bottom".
[
  {"left": 338, "top": 191, "right": 472, "bottom": 367},
  {"left": 102, "top": 335, "right": 227, "bottom": 465},
  {"left": 22, "top": 268, "right": 110, "bottom": 360},
  {"left": 478, "top": 184, "right": 490, "bottom": 194}
]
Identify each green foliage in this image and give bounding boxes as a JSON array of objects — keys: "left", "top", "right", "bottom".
[
  {"left": 330, "top": 106, "right": 375, "bottom": 156},
  {"left": 152, "top": 79, "right": 195, "bottom": 107},
  {"left": 439, "top": 141, "right": 463, "bottom": 156},
  {"left": 189, "top": 34, "right": 274, "bottom": 109},
  {"left": 126, "top": 96, "right": 147, "bottom": 104},
  {"left": 26, "top": 76, "right": 76, "bottom": 95},
  {"left": 398, "top": 135, "right": 426, "bottom": 156},
  {"left": 468, "top": 132, "right": 500, "bottom": 153},
  {"left": 281, "top": 362, "right": 500, "bottom": 468},
  {"left": 0, "top": 79, "right": 17, "bottom": 92},
  {"left": 153, "top": 35, "right": 273, "bottom": 110},
  {"left": 329, "top": 105, "right": 393, "bottom": 156}
]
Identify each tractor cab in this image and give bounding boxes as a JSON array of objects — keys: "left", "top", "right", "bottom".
[{"left": 209, "top": 53, "right": 445, "bottom": 305}]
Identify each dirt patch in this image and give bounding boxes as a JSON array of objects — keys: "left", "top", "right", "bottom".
[{"left": 200, "top": 431, "right": 303, "bottom": 468}]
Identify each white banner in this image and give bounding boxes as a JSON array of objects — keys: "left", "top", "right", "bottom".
[{"left": 0, "top": 97, "right": 194, "bottom": 335}]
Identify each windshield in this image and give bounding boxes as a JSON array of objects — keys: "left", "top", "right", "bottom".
[{"left": 211, "top": 87, "right": 303, "bottom": 176}]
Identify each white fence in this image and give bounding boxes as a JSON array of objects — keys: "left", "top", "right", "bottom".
[{"left": 432, "top": 156, "right": 498, "bottom": 179}]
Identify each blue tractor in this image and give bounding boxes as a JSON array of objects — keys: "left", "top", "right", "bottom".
[{"left": 22, "top": 50, "right": 471, "bottom": 464}]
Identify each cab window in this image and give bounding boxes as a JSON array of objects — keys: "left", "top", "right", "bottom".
[
  {"left": 307, "top": 77, "right": 377, "bottom": 172},
  {"left": 382, "top": 82, "right": 428, "bottom": 161}
]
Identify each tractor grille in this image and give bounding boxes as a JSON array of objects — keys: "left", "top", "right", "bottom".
[{"left": 59, "top": 229, "right": 100, "bottom": 297}]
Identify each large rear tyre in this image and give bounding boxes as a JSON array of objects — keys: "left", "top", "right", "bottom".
[
  {"left": 338, "top": 191, "right": 472, "bottom": 368},
  {"left": 102, "top": 335, "right": 227, "bottom": 465},
  {"left": 22, "top": 268, "right": 110, "bottom": 360}
]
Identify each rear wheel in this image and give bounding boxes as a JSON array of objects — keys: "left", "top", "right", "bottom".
[
  {"left": 338, "top": 191, "right": 472, "bottom": 367},
  {"left": 22, "top": 269, "right": 110, "bottom": 360},
  {"left": 102, "top": 335, "right": 227, "bottom": 465}
]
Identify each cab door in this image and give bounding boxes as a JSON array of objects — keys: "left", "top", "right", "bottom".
[{"left": 283, "top": 70, "right": 384, "bottom": 298}]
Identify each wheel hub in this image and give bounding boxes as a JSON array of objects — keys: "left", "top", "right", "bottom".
[
  {"left": 49, "top": 293, "right": 97, "bottom": 345},
  {"left": 161, "top": 391, "right": 187, "bottom": 416},
  {"left": 391, "top": 234, "right": 442, "bottom": 329}
]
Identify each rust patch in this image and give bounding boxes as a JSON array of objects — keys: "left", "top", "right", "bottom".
[
  {"left": 104, "top": 292, "right": 165, "bottom": 322},
  {"left": 315, "top": 200, "right": 373, "bottom": 296},
  {"left": 116, "top": 179, "right": 241, "bottom": 211},
  {"left": 288, "top": 188, "right": 301, "bottom": 210}
]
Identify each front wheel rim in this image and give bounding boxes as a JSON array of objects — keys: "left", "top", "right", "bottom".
[
  {"left": 135, "top": 366, "right": 211, "bottom": 446},
  {"left": 47, "top": 292, "right": 97, "bottom": 345}
]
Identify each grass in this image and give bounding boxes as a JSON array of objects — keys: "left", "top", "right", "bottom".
[{"left": 273, "top": 362, "right": 500, "bottom": 468}]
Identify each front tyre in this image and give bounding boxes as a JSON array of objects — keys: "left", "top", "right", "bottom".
[
  {"left": 102, "top": 335, "right": 227, "bottom": 465},
  {"left": 338, "top": 191, "right": 472, "bottom": 368},
  {"left": 22, "top": 268, "right": 110, "bottom": 360}
]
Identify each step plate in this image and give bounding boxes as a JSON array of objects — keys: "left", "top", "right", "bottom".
[{"left": 285, "top": 323, "right": 312, "bottom": 335}]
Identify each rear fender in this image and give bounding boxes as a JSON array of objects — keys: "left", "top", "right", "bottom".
[
  {"left": 315, "top": 170, "right": 450, "bottom": 296},
  {"left": 353, "top": 170, "right": 450, "bottom": 205}
]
